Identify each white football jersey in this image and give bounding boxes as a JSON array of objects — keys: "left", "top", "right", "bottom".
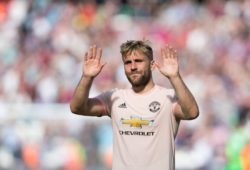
[{"left": 97, "top": 85, "right": 180, "bottom": 170}]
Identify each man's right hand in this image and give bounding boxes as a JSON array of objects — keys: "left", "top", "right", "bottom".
[{"left": 83, "top": 45, "right": 106, "bottom": 78}]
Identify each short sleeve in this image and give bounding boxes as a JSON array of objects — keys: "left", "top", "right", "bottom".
[
  {"left": 96, "top": 89, "right": 116, "bottom": 117},
  {"left": 166, "top": 88, "right": 180, "bottom": 136},
  {"left": 166, "top": 89, "right": 177, "bottom": 103}
]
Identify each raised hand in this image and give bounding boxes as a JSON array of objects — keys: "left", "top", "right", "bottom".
[
  {"left": 155, "top": 45, "right": 179, "bottom": 79},
  {"left": 83, "top": 45, "right": 106, "bottom": 78}
]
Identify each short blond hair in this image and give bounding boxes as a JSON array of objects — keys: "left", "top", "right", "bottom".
[{"left": 120, "top": 40, "right": 153, "bottom": 60}]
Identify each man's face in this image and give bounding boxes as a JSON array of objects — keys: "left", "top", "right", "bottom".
[{"left": 123, "top": 50, "right": 152, "bottom": 87}]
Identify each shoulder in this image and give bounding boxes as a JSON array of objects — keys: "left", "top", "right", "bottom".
[
  {"left": 155, "top": 85, "right": 176, "bottom": 101},
  {"left": 155, "top": 85, "right": 175, "bottom": 95},
  {"left": 98, "top": 88, "right": 125, "bottom": 99}
]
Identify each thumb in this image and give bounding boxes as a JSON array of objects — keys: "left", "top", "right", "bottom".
[
  {"left": 95, "top": 62, "right": 106, "bottom": 76},
  {"left": 100, "top": 62, "right": 106, "bottom": 70},
  {"left": 154, "top": 61, "right": 160, "bottom": 69}
]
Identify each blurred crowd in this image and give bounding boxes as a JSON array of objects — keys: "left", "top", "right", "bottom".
[{"left": 0, "top": 0, "right": 250, "bottom": 169}]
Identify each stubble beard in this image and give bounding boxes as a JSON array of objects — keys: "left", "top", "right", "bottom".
[{"left": 126, "top": 71, "right": 151, "bottom": 87}]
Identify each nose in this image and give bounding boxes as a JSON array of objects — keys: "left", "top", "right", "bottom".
[{"left": 131, "top": 61, "right": 137, "bottom": 71}]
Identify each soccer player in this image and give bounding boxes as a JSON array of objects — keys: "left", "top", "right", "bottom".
[{"left": 70, "top": 40, "right": 199, "bottom": 170}]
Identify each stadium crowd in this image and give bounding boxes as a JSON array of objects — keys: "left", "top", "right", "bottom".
[{"left": 0, "top": 0, "right": 250, "bottom": 169}]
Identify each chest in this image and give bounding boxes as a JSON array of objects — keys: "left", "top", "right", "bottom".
[{"left": 110, "top": 91, "right": 173, "bottom": 130}]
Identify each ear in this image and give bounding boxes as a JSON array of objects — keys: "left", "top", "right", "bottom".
[{"left": 150, "top": 60, "right": 156, "bottom": 71}]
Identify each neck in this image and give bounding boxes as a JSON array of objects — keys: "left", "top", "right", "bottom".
[{"left": 132, "top": 80, "right": 155, "bottom": 94}]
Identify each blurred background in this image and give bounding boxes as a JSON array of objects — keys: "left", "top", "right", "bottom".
[{"left": 0, "top": 0, "right": 250, "bottom": 169}]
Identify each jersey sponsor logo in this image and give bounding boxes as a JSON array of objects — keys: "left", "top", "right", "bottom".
[
  {"left": 118, "top": 102, "right": 127, "bottom": 108},
  {"left": 149, "top": 101, "right": 161, "bottom": 113},
  {"left": 121, "top": 117, "right": 154, "bottom": 128},
  {"left": 119, "top": 130, "right": 155, "bottom": 136}
]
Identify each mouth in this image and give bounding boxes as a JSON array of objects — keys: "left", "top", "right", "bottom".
[
  {"left": 130, "top": 71, "right": 141, "bottom": 75},
  {"left": 130, "top": 73, "right": 141, "bottom": 78}
]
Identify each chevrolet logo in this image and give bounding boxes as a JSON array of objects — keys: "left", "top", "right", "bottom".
[{"left": 121, "top": 117, "right": 154, "bottom": 128}]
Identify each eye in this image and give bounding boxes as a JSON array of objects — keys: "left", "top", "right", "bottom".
[
  {"left": 124, "top": 60, "right": 132, "bottom": 65},
  {"left": 135, "top": 59, "right": 143, "bottom": 63}
]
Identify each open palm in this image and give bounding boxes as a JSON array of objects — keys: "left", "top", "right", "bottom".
[
  {"left": 156, "top": 45, "right": 179, "bottom": 78},
  {"left": 83, "top": 45, "right": 106, "bottom": 78}
]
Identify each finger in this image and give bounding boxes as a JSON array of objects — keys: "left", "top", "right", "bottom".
[
  {"left": 173, "top": 49, "right": 178, "bottom": 59},
  {"left": 88, "top": 46, "right": 93, "bottom": 59},
  {"left": 164, "top": 44, "right": 170, "bottom": 58},
  {"left": 96, "top": 48, "right": 102, "bottom": 62},
  {"left": 92, "top": 45, "right": 97, "bottom": 59},
  {"left": 169, "top": 47, "right": 177, "bottom": 60},
  {"left": 169, "top": 46, "right": 175, "bottom": 58},
  {"left": 84, "top": 52, "right": 88, "bottom": 62},
  {"left": 169, "top": 47, "right": 174, "bottom": 58}
]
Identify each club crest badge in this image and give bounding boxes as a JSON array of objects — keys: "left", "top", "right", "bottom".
[{"left": 149, "top": 101, "right": 161, "bottom": 113}]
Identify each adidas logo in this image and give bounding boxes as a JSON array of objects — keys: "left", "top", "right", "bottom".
[{"left": 118, "top": 103, "right": 127, "bottom": 108}]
